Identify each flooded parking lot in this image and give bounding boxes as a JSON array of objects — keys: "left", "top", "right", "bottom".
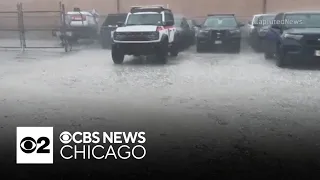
[{"left": 1, "top": 41, "right": 320, "bottom": 179}]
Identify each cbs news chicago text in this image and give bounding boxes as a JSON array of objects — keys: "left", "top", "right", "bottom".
[
  {"left": 17, "top": 127, "right": 147, "bottom": 164},
  {"left": 59, "top": 131, "right": 147, "bottom": 160}
]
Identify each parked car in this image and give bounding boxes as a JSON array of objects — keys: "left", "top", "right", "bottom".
[
  {"left": 196, "top": 14, "right": 244, "bottom": 53},
  {"left": 100, "top": 13, "right": 127, "bottom": 49},
  {"left": 247, "top": 13, "right": 276, "bottom": 51},
  {"left": 263, "top": 11, "right": 320, "bottom": 67},
  {"left": 174, "top": 15, "right": 194, "bottom": 49},
  {"left": 188, "top": 19, "right": 201, "bottom": 34},
  {"left": 187, "top": 19, "right": 199, "bottom": 45},
  {"left": 57, "top": 8, "right": 100, "bottom": 42},
  {"left": 111, "top": 5, "right": 179, "bottom": 64}
]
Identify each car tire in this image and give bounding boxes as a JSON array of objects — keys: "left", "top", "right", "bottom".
[
  {"left": 170, "top": 50, "right": 179, "bottom": 57},
  {"left": 275, "top": 45, "right": 288, "bottom": 68},
  {"left": 111, "top": 45, "right": 124, "bottom": 64},
  {"left": 264, "top": 51, "right": 273, "bottom": 59},
  {"left": 156, "top": 38, "right": 169, "bottom": 64},
  {"left": 233, "top": 44, "right": 241, "bottom": 54},
  {"left": 234, "top": 47, "right": 241, "bottom": 54},
  {"left": 230, "top": 41, "right": 241, "bottom": 53},
  {"left": 196, "top": 43, "right": 204, "bottom": 53},
  {"left": 170, "top": 43, "right": 179, "bottom": 57}
]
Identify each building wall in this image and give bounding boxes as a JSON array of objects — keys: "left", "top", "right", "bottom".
[{"left": 0, "top": 0, "right": 319, "bottom": 28}]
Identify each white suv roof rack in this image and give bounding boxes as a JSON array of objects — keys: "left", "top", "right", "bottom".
[
  {"left": 130, "top": 5, "right": 166, "bottom": 9},
  {"left": 130, "top": 5, "right": 171, "bottom": 14}
]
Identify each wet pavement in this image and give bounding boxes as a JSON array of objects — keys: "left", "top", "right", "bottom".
[{"left": 1, "top": 42, "right": 320, "bottom": 178}]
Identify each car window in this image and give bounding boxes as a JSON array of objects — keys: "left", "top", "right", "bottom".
[
  {"left": 252, "top": 15, "right": 260, "bottom": 24},
  {"left": 187, "top": 20, "right": 193, "bottom": 26},
  {"left": 274, "top": 13, "right": 283, "bottom": 21},
  {"left": 165, "top": 12, "right": 174, "bottom": 22},
  {"left": 182, "top": 19, "right": 190, "bottom": 28},
  {"left": 103, "top": 14, "right": 127, "bottom": 26},
  {"left": 174, "top": 18, "right": 182, "bottom": 27},
  {"left": 126, "top": 13, "right": 162, "bottom": 25},
  {"left": 284, "top": 13, "right": 320, "bottom": 28},
  {"left": 258, "top": 15, "right": 275, "bottom": 26},
  {"left": 203, "top": 16, "right": 237, "bottom": 28}
]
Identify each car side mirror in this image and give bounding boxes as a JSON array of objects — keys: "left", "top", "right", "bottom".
[
  {"left": 164, "top": 20, "right": 174, "bottom": 26},
  {"left": 248, "top": 20, "right": 252, "bottom": 24},
  {"left": 116, "top": 21, "right": 123, "bottom": 27},
  {"left": 238, "top": 23, "right": 245, "bottom": 27}
]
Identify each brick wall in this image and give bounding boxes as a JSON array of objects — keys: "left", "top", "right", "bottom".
[{"left": 0, "top": 0, "right": 319, "bottom": 28}]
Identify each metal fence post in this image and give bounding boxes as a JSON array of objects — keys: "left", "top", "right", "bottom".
[
  {"left": 262, "top": 0, "right": 267, "bottom": 13},
  {"left": 117, "top": 0, "right": 120, "bottom": 13},
  {"left": 17, "top": 3, "right": 23, "bottom": 50},
  {"left": 19, "top": 3, "right": 26, "bottom": 51},
  {"left": 61, "top": 3, "right": 66, "bottom": 37}
]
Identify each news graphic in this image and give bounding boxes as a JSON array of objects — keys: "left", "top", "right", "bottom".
[
  {"left": 16, "top": 127, "right": 147, "bottom": 164},
  {"left": 59, "top": 131, "right": 147, "bottom": 160},
  {"left": 16, "top": 127, "right": 54, "bottom": 164}
]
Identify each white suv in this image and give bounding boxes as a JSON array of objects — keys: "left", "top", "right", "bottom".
[{"left": 111, "top": 5, "right": 179, "bottom": 64}]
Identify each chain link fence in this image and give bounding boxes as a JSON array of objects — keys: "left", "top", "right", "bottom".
[
  {"left": 0, "top": 8, "right": 20, "bottom": 47},
  {"left": 0, "top": 2, "right": 70, "bottom": 51},
  {"left": 0, "top": 2, "right": 254, "bottom": 50}
]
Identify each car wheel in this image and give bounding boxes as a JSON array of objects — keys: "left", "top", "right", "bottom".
[
  {"left": 170, "top": 50, "right": 178, "bottom": 57},
  {"left": 111, "top": 46, "right": 124, "bottom": 64},
  {"left": 275, "top": 45, "right": 288, "bottom": 67},
  {"left": 234, "top": 47, "right": 241, "bottom": 54},
  {"left": 196, "top": 43, "right": 204, "bottom": 53},
  {"left": 229, "top": 42, "right": 241, "bottom": 53},
  {"left": 264, "top": 51, "right": 273, "bottom": 59},
  {"left": 233, "top": 43, "right": 241, "bottom": 54},
  {"left": 170, "top": 43, "right": 179, "bottom": 57},
  {"left": 156, "top": 39, "right": 169, "bottom": 64}
]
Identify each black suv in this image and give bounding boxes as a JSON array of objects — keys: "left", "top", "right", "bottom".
[
  {"left": 100, "top": 13, "right": 127, "bottom": 49},
  {"left": 196, "top": 14, "right": 244, "bottom": 53},
  {"left": 264, "top": 11, "right": 320, "bottom": 67}
]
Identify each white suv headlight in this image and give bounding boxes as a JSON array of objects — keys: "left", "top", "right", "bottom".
[{"left": 283, "top": 33, "right": 303, "bottom": 40}]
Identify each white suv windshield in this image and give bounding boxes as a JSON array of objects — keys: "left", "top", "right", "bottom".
[{"left": 126, "top": 14, "right": 162, "bottom": 25}]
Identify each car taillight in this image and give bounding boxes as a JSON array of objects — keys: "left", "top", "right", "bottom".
[
  {"left": 156, "top": 26, "right": 164, "bottom": 31},
  {"left": 72, "top": 15, "right": 86, "bottom": 21}
]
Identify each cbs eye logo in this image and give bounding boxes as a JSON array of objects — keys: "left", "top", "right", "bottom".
[
  {"left": 16, "top": 127, "right": 53, "bottom": 164},
  {"left": 59, "top": 131, "right": 72, "bottom": 144},
  {"left": 20, "top": 136, "right": 50, "bottom": 154}
]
